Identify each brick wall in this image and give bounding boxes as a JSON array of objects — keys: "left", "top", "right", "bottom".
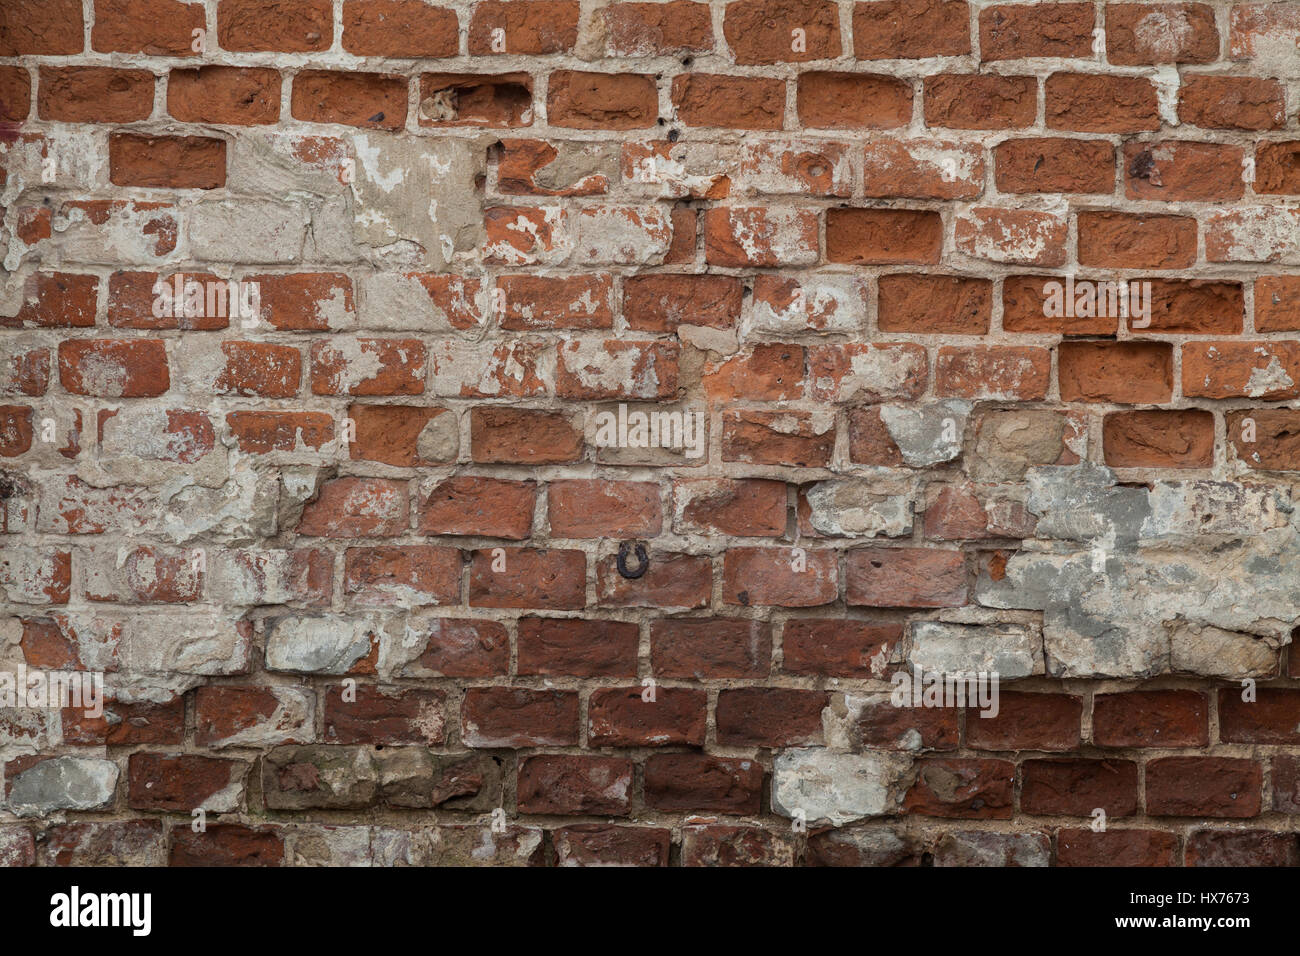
[{"left": 1, "top": 0, "right": 1300, "bottom": 867}]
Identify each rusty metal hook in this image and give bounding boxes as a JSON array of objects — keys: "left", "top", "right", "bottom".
[{"left": 616, "top": 540, "right": 649, "bottom": 579}]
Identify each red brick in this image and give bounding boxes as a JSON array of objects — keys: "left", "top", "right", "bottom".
[
  {"left": 59, "top": 339, "right": 169, "bottom": 397},
  {"left": 4, "top": 273, "right": 99, "bottom": 329},
  {"left": 1076, "top": 212, "right": 1198, "bottom": 269},
  {"left": 110, "top": 134, "right": 226, "bottom": 189},
  {"left": 826, "top": 208, "right": 943, "bottom": 265},
  {"left": 862, "top": 138, "right": 983, "bottom": 198},
  {"left": 858, "top": 696, "right": 958, "bottom": 751},
  {"left": 291, "top": 71, "right": 407, "bottom": 130},
  {"left": 682, "top": 825, "right": 795, "bottom": 866},
  {"left": 1254, "top": 140, "right": 1300, "bottom": 194},
  {"left": 128, "top": 753, "right": 247, "bottom": 811},
  {"left": 342, "top": 546, "right": 460, "bottom": 606},
  {"left": 419, "top": 73, "right": 534, "bottom": 127},
  {"left": 1180, "top": 76, "right": 1284, "bottom": 130},
  {"left": 93, "top": 0, "right": 202, "bottom": 56},
  {"left": 310, "top": 338, "right": 425, "bottom": 396},
  {"left": 878, "top": 274, "right": 991, "bottom": 334},
  {"left": 672, "top": 74, "right": 785, "bottom": 130},
  {"left": 468, "top": 547, "right": 586, "bottom": 610},
  {"left": 168, "top": 66, "right": 281, "bottom": 124},
  {"left": 716, "top": 688, "right": 827, "bottom": 746},
  {"left": 0, "top": 406, "right": 34, "bottom": 458},
  {"left": 651, "top": 617, "right": 771, "bottom": 678},
  {"left": 548, "top": 71, "right": 657, "bottom": 129},
  {"left": 723, "top": 546, "right": 838, "bottom": 607},
  {"left": 1106, "top": 2, "right": 1218, "bottom": 64},
  {"left": 1093, "top": 691, "right": 1209, "bottom": 748},
  {"left": 994, "top": 138, "right": 1114, "bottom": 194},
  {"left": 402, "top": 618, "right": 509, "bottom": 678},
  {"left": 966, "top": 693, "right": 1082, "bottom": 752},
  {"left": 214, "top": 342, "right": 301, "bottom": 398},
  {"left": 461, "top": 687, "right": 579, "bottom": 747},
  {"left": 296, "top": 477, "right": 409, "bottom": 537},
  {"left": 499, "top": 138, "right": 613, "bottom": 196},
  {"left": 1146, "top": 757, "right": 1262, "bottom": 818},
  {"left": 1, "top": 0, "right": 84, "bottom": 55},
  {"left": 603, "top": 2, "right": 714, "bottom": 55},
  {"left": 624, "top": 274, "right": 742, "bottom": 331},
  {"left": 905, "top": 758, "right": 1014, "bottom": 818},
  {"left": 468, "top": 1, "right": 579, "bottom": 54},
  {"left": 596, "top": 552, "right": 711, "bottom": 609},
  {"left": 217, "top": 0, "right": 332, "bottom": 52},
  {"left": 1219, "top": 688, "right": 1300, "bottom": 744},
  {"left": 704, "top": 206, "right": 819, "bottom": 267},
  {"left": 924, "top": 74, "right": 1037, "bottom": 129},
  {"left": 418, "top": 475, "right": 535, "bottom": 539},
  {"left": 105, "top": 271, "right": 227, "bottom": 331},
  {"left": 38, "top": 67, "right": 154, "bottom": 122},
  {"left": 64, "top": 697, "right": 184, "bottom": 746},
  {"left": 342, "top": 0, "right": 458, "bottom": 57},
  {"left": 588, "top": 686, "right": 707, "bottom": 746},
  {"left": 1142, "top": 275, "right": 1241, "bottom": 330},
  {"left": 722, "top": 409, "right": 834, "bottom": 467},
  {"left": 644, "top": 754, "right": 763, "bottom": 812},
  {"left": 195, "top": 686, "right": 312, "bottom": 747},
  {"left": 1124, "top": 141, "right": 1244, "bottom": 202},
  {"left": 1058, "top": 341, "right": 1173, "bottom": 403},
  {"left": 553, "top": 825, "right": 671, "bottom": 867},
  {"left": 517, "top": 755, "right": 632, "bottom": 816},
  {"left": 1274, "top": 754, "right": 1300, "bottom": 812},
  {"left": 781, "top": 619, "right": 900, "bottom": 677},
  {"left": 704, "top": 344, "right": 804, "bottom": 401},
  {"left": 1021, "top": 759, "right": 1138, "bottom": 816},
  {"left": 935, "top": 346, "right": 1050, "bottom": 400},
  {"left": 1103, "top": 409, "right": 1215, "bottom": 468},
  {"left": 846, "top": 548, "right": 967, "bottom": 608},
  {"left": 1181, "top": 341, "right": 1300, "bottom": 400},
  {"left": 1045, "top": 73, "right": 1160, "bottom": 132},
  {"left": 498, "top": 274, "right": 612, "bottom": 330},
  {"left": 1186, "top": 830, "right": 1299, "bottom": 867},
  {"left": 548, "top": 479, "right": 661, "bottom": 537},
  {"left": 1056, "top": 828, "right": 1177, "bottom": 867},
  {"left": 170, "top": 825, "right": 283, "bottom": 866},
  {"left": 980, "top": 2, "right": 1094, "bottom": 59},
  {"left": 0, "top": 67, "right": 31, "bottom": 121},
  {"left": 854, "top": 0, "right": 971, "bottom": 58},
  {"left": 517, "top": 617, "right": 638, "bottom": 677},
  {"left": 724, "top": 0, "right": 840, "bottom": 63},
  {"left": 672, "top": 478, "right": 787, "bottom": 536},
  {"left": 255, "top": 273, "right": 355, "bottom": 331},
  {"left": 470, "top": 407, "right": 583, "bottom": 464},
  {"left": 323, "top": 684, "right": 446, "bottom": 745}
]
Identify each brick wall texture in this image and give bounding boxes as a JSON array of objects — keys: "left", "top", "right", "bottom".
[{"left": 3, "top": 0, "right": 1300, "bottom": 868}]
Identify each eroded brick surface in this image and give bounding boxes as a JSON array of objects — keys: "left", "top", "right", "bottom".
[{"left": 0, "top": 0, "right": 1298, "bottom": 870}]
